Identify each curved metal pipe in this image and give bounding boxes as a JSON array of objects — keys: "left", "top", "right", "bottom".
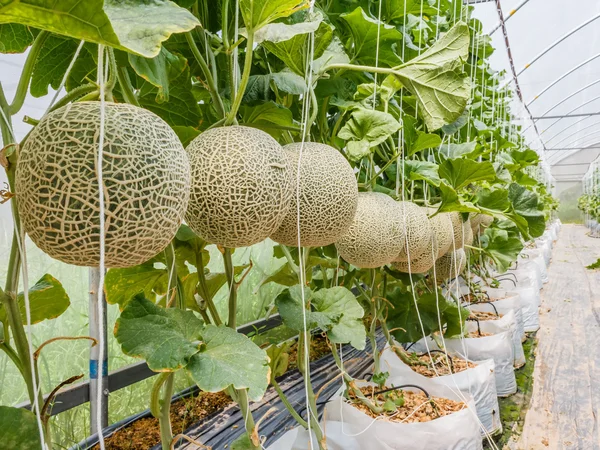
[
  {"left": 548, "top": 117, "right": 600, "bottom": 149},
  {"left": 523, "top": 78, "right": 600, "bottom": 134},
  {"left": 526, "top": 52, "right": 600, "bottom": 107},
  {"left": 516, "top": 12, "right": 600, "bottom": 76},
  {"left": 487, "top": 0, "right": 532, "bottom": 36},
  {"left": 547, "top": 137, "right": 600, "bottom": 164}
]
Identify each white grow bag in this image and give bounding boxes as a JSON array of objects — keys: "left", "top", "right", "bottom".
[
  {"left": 468, "top": 309, "right": 525, "bottom": 368},
  {"left": 412, "top": 326, "right": 516, "bottom": 397},
  {"left": 520, "top": 252, "right": 548, "bottom": 284},
  {"left": 379, "top": 347, "right": 501, "bottom": 435},
  {"left": 472, "top": 292, "right": 525, "bottom": 342},
  {"left": 324, "top": 382, "right": 484, "bottom": 450},
  {"left": 509, "top": 286, "right": 540, "bottom": 332},
  {"left": 504, "top": 260, "right": 543, "bottom": 290}
]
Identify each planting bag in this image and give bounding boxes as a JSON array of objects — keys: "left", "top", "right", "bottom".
[
  {"left": 471, "top": 296, "right": 525, "bottom": 342},
  {"left": 505, "top": 261, "right": 543, "bottom": 290},
  {"left": 380, "top": 348, "right": 501, "bottom": 435},
  {"left": 267, "top": 423, "right": 388, "bottom": 450},
  {"left": 510, "top": 286, "right": 540, "bottom": 332},
  {"left": 325, "top": 382, "right": 484, "bottom": 450},
  {"left": 468, "top": 309, "right": 525, "bottom": 368},
  {"left": 412, "top": 326, "right": 517, "bottom": 396}
]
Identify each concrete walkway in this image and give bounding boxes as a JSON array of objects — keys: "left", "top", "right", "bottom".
[{"left": 517, "top": 224, "right": 600, "bottom": 450}]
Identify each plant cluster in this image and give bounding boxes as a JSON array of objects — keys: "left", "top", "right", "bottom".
[{"left": 0, "top": 1, "right": 557, "bottom": 449}]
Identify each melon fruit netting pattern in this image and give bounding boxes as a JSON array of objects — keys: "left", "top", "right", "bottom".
[
  {"left": 16, "top": 102, "right": 190, "bottom": 268},
  {"left": 395, "top": 201, "right": 433, "bottom": 263},
  {"left": 335, "top": 192, "right": 405, "bottom": 269},
  {"left": 185, "top": 126, "right": 293, "bottom": 248},
  {"left": 270, "top": 142, "right": 358, "bottom": 247}
]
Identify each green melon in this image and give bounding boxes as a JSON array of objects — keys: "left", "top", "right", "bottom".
[{"left": 395, "top": 202, "right": 433, "bottom": 262}]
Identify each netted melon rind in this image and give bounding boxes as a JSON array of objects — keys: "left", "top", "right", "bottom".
[
  {"left": 434, "top": 248, "right": 467, "bottom": 282},
  {"left": 463, "top": 218, "right": 474, "bottom": 247},
  {"left": 395, "top": 202, "right": 433, "bottom": 263},
  {"left": 16, "top": 101, "right": 190, "bottom": 268},
  {"left": 449, "top": 212, "right": 470, "bottom": 249},
  {"left": 391, "top": 245, "right": 436, "bottom": 274},
  {"left": 185, "top": 126, "right": 293, "bottom": 248},
  {"left": 426, "top": 208, "right": 453, "bottom": 258},
  {"left": 270, "top": 142, "right": 358, "bottom": 247},
  {"left": 335, "top": 192, "right": 405, "bottom": 268},
  {"left": 470, "top": 213, "right": 494, "bottom": 235}
]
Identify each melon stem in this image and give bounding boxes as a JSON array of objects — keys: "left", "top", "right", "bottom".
[{"left": 224, "top": 30, "right": 254, "bottom": 126}]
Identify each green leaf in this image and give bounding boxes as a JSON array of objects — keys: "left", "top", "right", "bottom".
[
  {"left": 231, "top": 434, "right": 256, "bottom": 450},
  {"left": 341, "top": 7, "right": 403, "bottom": 67},
  {"left": 382, "top": 0, "right": 438, "bottom": 22},
  {"left": 386, "top": 288, "right": 467, "bottom": 343},
  {"left": 263, "top": 20, "right": 332, "bottom": 76},
  {"left": 186, "top": 325, "right": 270, "bottom": 401},
  {"left": 312, "top": 287, "right": 366, "bottom": 350},
  {"left": 252, "top": 16, "right": 322, "bottom": 44},
  {"left": 115, "top": 294, "right": 203, "bottom": 371},
  {"left": 394, "top": 22, "right": 471, "bottom": 130},
  {"left": 0, "top": 274, "right": 71, "bottom": 325},
  {"left": 266, "top": 341, "right": 293, "bottom": 380},
  {"left": 271, "top": 71, "right": 306, "bottom": 95},
  {"left": 241, "top": 101, "right": 299, "bottom": 139},
  {"left": 338, "top": 108, "right": 401, "bottom": 160},
  {"left": 172, "top": 125, "right": 201, "bottom": 146},
  {"left": 0, "top": 406, "right": 41, "bottom": 450},
  {"left": 240, "top": 0, "right": 308, "bottom": 31},
  {"left": 438, "top": 141, "right": 478, "bottom": 159},
  {"left": 30, "top": 35, "right": 79, "bottom": 98},
  {"left": 139, "top": 67, "right": 202, "bottom": 128},
  {"left": 408, "top": 131, "right": 442, "bottom": 156},
  {"left": 105, "top": 263, "right": 168, "bottom": 309},
  {"left": 402, "top": 160, "right": 441, "bottom": 186},
  {"left": 508, "top": 183, "right": 545, "bottom": 238},
  {"left": 129, "top": 46, "right": 187, "bottom": 103},
  {"left": 439, "top": 158, "right": 496, "bottom": 190},
  {"left": 276, "top": 286, "right": 366, "bottom": 350},
  {"left": 437, "top": 182, "right": 480, "bottom": 214},
  {"left": 0, "top": 0, "right": 199, "bottom": 57},
  {"left": 476, "top": 188, "right": 510, "bottom": 212},
  {"left": 480, "top": 228, "right": 523, "bottom": 273},
  {"left": 0, "top": 24, "right": 33, "bottom": 53}
]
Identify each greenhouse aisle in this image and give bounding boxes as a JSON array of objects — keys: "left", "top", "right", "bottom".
[{"left": 517, "top": 225, "right": 600, "bottom": 450}]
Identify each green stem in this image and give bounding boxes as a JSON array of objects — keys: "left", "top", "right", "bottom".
[
  {"left": 49, "top": 83, "right": 98, "bottom": 112},
  {"left": 186, "top": 32, "right": 226, "bottom": 119},
  {"left": 298, "top": 332, "right": 326, "bottom": 450},
  {"left": 150, "top": 372, "right": 170, "bottom": 418},
  {"left": 272, "top": 379, "right": 308, "bottom": 428},
  {"left": 224, "top": 30, "right": 254, "bottom": 126},
  {"left": 223, "top": 248, "right": 237, "bottom": 328},
  {"left": 195, "top": 251, "right": 222, "bottom": 325},
  {"left": 323, "top": 63, "right": 397, "bottom": 77},
  {"left": 0, "top": 341, "right": 25, "bottom": 377},
  {"left": 280, "top": 245, "right": 300, "bottom": 276},
  {"left": 159, "top": 373, "right": 175, "bottom": 450},
  {"left": 9, "top": 31, "right": 50, "bottom": 115},
  {"left": 116, "top": 66, "right": 140, "bottom": 106}
]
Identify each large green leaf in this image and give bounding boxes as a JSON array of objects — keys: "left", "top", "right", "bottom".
[
  {"left": 240, "top": 0, "right": 308, "bottom": 31},
  {"left": 438, "top": 141, "right": 479, "bottom": 159},
  {"left": 0, "top": 0, "right": 199, "bottom": 57},
  {"left": 402, "top": 160, "right": 441, "bottom": 186},
  {"left": 115, "top": 294, "right": 203, "bottom": 371},
  {"left": 394, "top": 22, "right": 471, "bottom": 130},
  {"left": 241, "top": 101, "right": 299, "bottom": 139},
  {"left": 311, "top": 287, "right": 366, "bottom": 350},
  {"left": 437, "top": 182, "right": 480, "bottom": 213},
  {"left": 129, "top": 46, "right": 187, "bottom": 103},
  {"left": 0, "top": 23, "right": 33, "bottom": 53},
  {"left": 104, "top": 263, "right": 168, "bottom": 309},
  {"left": 382, "top": 0, "right": 438, "bottom": 22},
  {"left": 341, "top": 7, "right": 403, "bottom": 67},
  {"left": 186, "top": 325, "right": 270, "bottom": 401},
  {"left": 476, "top": 188, "right": 510, "bottom": 212},
  {"left": 386, "top": 288, "right": 467, "bottom": 343},
  {"left": 480, "top": 228, "right": 523, "bottom": 273},
  {"left": 0, "top": 406, "right": 41, "bottom": 450},
  {"left": 338, "top": 108, "right": 401, "bottom": 161},
  {"left": 408, "top": 131, "right": 442, "bottom": 156},
  {"left": 0, "top": 274, "right": 70, "bottom": 325},
  {"left": 508, "top": 183, "right": 545, "bottom": 238},
  {"left": 439, "top": 158, "right": 496, "bottom": 190},
  {"left": 30, "top": 35, "right": 79, "bottom": 98},
  {"left": 263, "top": 20, "right": 332, "bottom": 76}
]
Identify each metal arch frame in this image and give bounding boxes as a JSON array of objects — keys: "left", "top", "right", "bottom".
[
  {"left": 523, "top": 78, "right": 600, "bottom": 133},
  {"left": 525, "top": 52, "right": 600, "bottom": 107},
  {"left": 547, "top": 135, "right": 600, "bottom": 164},
  {"left": 486, "top": 0, "right": 531, "bottom": 35},
  {"left": 546, "top": 117, "right": 600, "bottom": 149},
  {"left": 543, "top": 114, "right": 598, "bottom": 146},
  {"left": 528, "top": 93, "right": 600, "bottom": 144}
]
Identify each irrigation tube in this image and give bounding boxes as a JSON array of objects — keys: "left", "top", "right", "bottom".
[
  {"left": 487, "top": 0, "right": 531, "bottom": 36},
  {"left": 516, "top": 12, "right": 600, "bottom": 76},
  {"left": 525, "top": 51, "right": 600, "bottom": 107}
]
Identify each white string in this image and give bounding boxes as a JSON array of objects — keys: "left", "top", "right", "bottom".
[
  {"left": 43, "top": 40, "right": 85, "bottom": 116},
  {"left": 15, "top": 221, "right": 47, "bottom": 449},
  {"left": 95, "top": 44, "right": 107, "bottom": 450}
]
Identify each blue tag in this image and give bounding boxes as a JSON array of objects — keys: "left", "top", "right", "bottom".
[{"left": 90, "top": 359, "right": 108, "bottom": 378}]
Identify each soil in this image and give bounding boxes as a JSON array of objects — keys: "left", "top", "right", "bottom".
[
  {"left": 469, "top": 310, "right": 503, "bottom": 321},
  {"left": 93, "top": 391, "right": 232, "bottom": 450},
  {"left": 351, "top": 386, "right": 467, "bottom": 423},
  {"left": 468, "top": 331, "right": 494, "bottom": 338},
  {"left": 409, "top": 353, "right": 476, "bottom": 377},
  {"left": 94, "top": 333, "right": 332, "bottom": 450}
]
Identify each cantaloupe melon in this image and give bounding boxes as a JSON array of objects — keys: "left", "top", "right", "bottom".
[
  {"left": 395, "top": 202, "right": 433, "bottom": 262},
  {"left": 270, "top": 142, "right": 358, "bottom": 247},
  {"left": 335, "top": 192, "right": 405, "bottom": 268},
  {"left": 391, "top": 245, "right": 436, "bottom": 274},
  {"left": 16, "top": 102, "right": 190, "bottom": 268},
  {"left": 185, "top": 126, "right": 293, "bottom": 248},
  {"left": 426, "top": 208, "right": 453, "bottom": 258},
  {"left": 434, "top": 248, "right": 467, "bottom": 281}
]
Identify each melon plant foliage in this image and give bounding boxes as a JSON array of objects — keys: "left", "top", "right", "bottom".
[{"left": 0, "top": 0, "right": 557, "bottom": 448}]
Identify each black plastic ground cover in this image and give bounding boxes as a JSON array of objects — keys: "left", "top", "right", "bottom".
[{"left": 70, "top": 333, "right": 384, "bottom": 450}]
